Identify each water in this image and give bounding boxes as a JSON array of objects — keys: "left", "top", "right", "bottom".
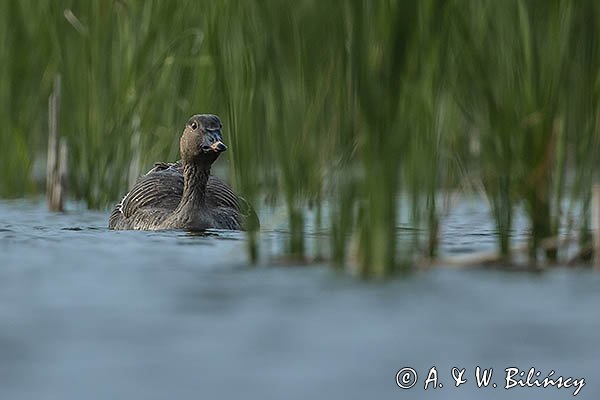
[{"left": 0, "top": 199, "right": 598, "bottom": 400}]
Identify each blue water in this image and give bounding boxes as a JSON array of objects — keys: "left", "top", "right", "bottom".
[{"left": 0, "top": 199, "right": 598, "bottom": 400}]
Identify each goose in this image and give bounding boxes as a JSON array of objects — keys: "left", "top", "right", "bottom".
[{"left": 108, "top": 114, "right": 256, "bottom": 231}]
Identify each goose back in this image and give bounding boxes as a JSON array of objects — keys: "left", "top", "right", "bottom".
[{"left": 108, "top": 161, "right": 245, "bottom": 230}]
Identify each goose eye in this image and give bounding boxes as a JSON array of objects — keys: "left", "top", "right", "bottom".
[{"left": 190, "top": 121, "right": 198, "bottom": 130}]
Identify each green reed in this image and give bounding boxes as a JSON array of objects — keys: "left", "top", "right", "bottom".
[
  {"left": 448, "top": 0, "right": 600, "bottom": 264},
  {"left": 2, "top": 0, "right": 600, "bottom": 274},
  {"left": 565, "top": 1, "right": 600, "bottom": 255}
]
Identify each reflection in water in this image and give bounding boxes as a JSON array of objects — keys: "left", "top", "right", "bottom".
[
  {"left": 0, "top": 199, "right": 598, "bottom": 400},
  {"left": 185, "top": 230, "right": 222, "bottom": 238}
]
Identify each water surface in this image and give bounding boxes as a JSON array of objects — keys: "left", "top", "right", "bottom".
[{"left": 0, "top": 199, "right": 597, "bottom": 400}]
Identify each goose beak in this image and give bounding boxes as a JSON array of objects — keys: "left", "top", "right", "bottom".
[
  {"left": 202, "top": 130, "right": 227, "bottom": 153},
  {"left": 210, "top": 141, "right": 227, "bottom": 152}
]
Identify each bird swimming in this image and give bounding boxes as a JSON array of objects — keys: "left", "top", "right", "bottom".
[{"left": 108, "top": 114, "right": 256, "bottom": 231}]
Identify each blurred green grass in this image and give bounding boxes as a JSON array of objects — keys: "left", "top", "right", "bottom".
[{"left": 2, "top": 0, "right": 600, "bottom": 275}]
